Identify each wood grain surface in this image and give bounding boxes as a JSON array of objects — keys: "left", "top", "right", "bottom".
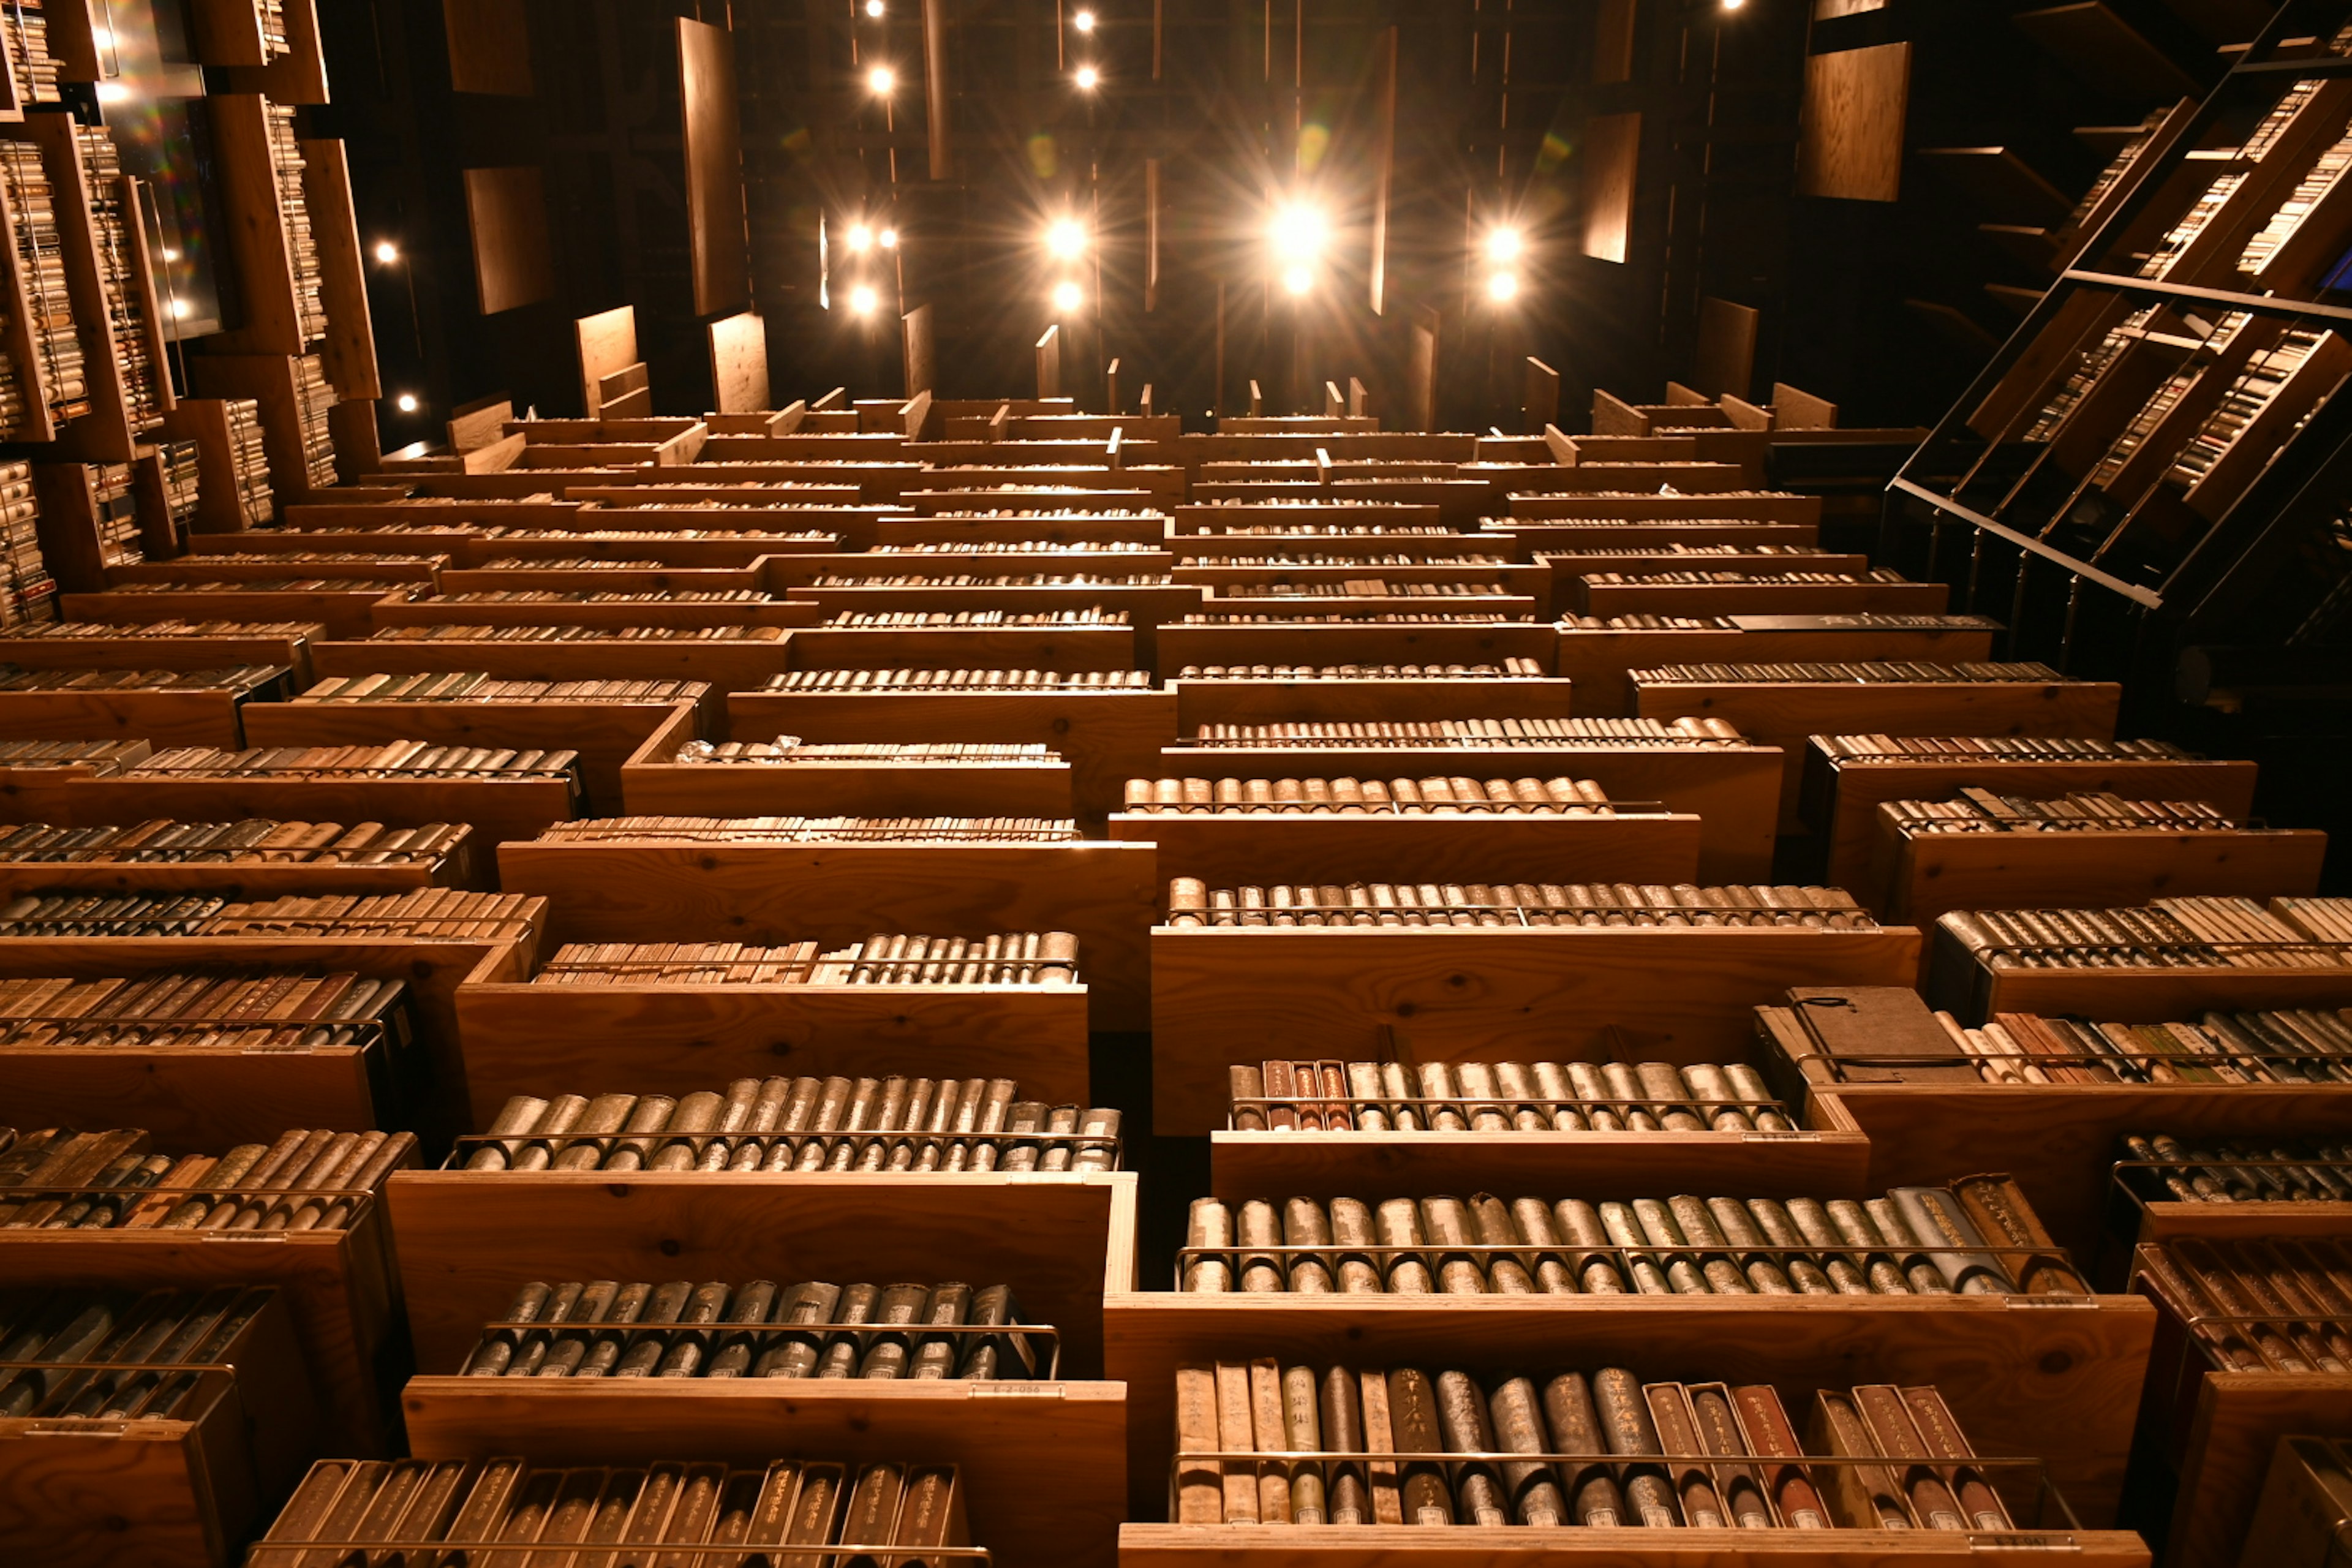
[
  {"left": 498, "top": 838, "right": 1157, "bottom": 1030},
  {"left": 1150, "top": 925, "right": 1920, "bottom": 1133},
  {"left": 1559, "top": 626, "right": 1997, "bottom": 716},
  {"left": 1109, "top": 811, "right": 1702, "bottom": 889}
]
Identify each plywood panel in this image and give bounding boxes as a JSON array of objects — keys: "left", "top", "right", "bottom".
[
  {"left": 1581, "top": 112, "right": 1641, "bottom": 262},
  {"left": 1798, "top": 43, "right": 1911, "bottom": 203},
  {"left": 707, "top": 311, "right": 767, "bottom": 412},
  {"left": 1594, "top": 0, "right": 1637, "bottom": 84},
  {"left": 576, "top": 305, "right": 638, "bottom": 417},
  {"left": 903, "top": 301, "right": 935, "bottom": 396},
  {"left": 462, "top": 165, "right": 553, "bottom": 314},
  {"left": 443, "top": 0, "right": 533, "bottom": 96},
  {"left": 679, "top": 18, "right": 750, "bottom": 318},
  {"left": 1694, "top": 295, "right": 1758, "bottom": 399}
]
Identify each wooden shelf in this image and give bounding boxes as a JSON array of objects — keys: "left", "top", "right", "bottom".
[
  {"left": 0, "top": 1294, "right": 322, "bottom": 1568},
  {"left": 1866, "top": 821, "right": 2329, "bottom": 930},
  {"left": 244, "top": 695, "right": 704, "bottom": 815},
  {"left": 402, "top": 1378, "right": 1127, "bottom": 1568},
  {"left": 1505, "top": 492, "right": 1823, "bottom": 524},
  {"left": 388, "top": 1169, "right": 1137, "bottom": 1379},
  {"left": 622, "top": 756, "right": 1075, "bottom": 821},
  {"left": 497, "top": 837, "right": 1156, "bottom": 1031},
  {"left": 0, "top": 1152, "right": 434, "bottom": 1460},
  {"left": 56, "top": 587, "right": 411, "bottom": 639},
  {"left": 0, "top": 682, "right": 273, "bottom": 748},
  {"left": 874, "top": 511, "right": 1166, "bottom": 548},
  {"left": 0, "top": 626, "right": 322, "bottom": 684},
  {"left": 1558, "top": 621, "right": 2000, "bottom": 716},
  {"left": 6, "top": 114, "right": 141, "bottom": 461},
  {"left": 1803, "top": 744, "right": 2265, "bottom": 888},
  {"left": 451, "top": 973, "right": 1094, "bottom": 1127},
  {"left": 1118, "top": 1524, "right": 2152, "bottom": 1565},
  {"left": 785, "top": 623, "right": 1140, "bottom": 674},
  {"left": 1156, "top": 741, "right": 1783, "bottom": 883},
  {"left": 368, "top": 595, "right": 817, "bottom": 633},
  {"left": 1926, "top": 928, "right": 2352, "bottom": 1025},
  {"left": 726, "top": 686, "right": 1178, "bottom": 823},
  {"left": 308, "top": 630, "right": 798, "bottom": 690},
  {"left": 1109, "top": 810, "right": 1703, "bottom": 890},
  {"left": 1207, "top": 1111, "right": 1874, "bottom": 1204},
  {"left": 1149, "top": 924, "right": 1921, "bottom": 1134},
  {"left": 1167, "top": 676, "right": 1577, "bottom": 728},
  {"left": 1155, "top": 622, "right": 1559, "bottom": 673},
  {"left": 200, "top": 94, "right": 312, "bottom": 357},
  {"left": 1569, "top": 577, "right": 1952, "bottom": 618},
  {"left": 1106, "top": 1292, "right": 2154, "bottom": 1532},
  {"left": 298, "top": 138, "right": 379, "bottom": 399},
  {"left": 104, "top": 556, "right": 442, "bottom": 585},
  {"left": 1637, "top": 677, "right": 2124, "bottom": 834},
  {"left": 439, "top": 561, "right": 788, "bottom": 595}
]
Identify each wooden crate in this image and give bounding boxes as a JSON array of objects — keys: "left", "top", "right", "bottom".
[
  {"left": 0, "top": 682, "right": 270, "bottom": 749},
  {"left": 0, "top": 1294, "right": 322, "bottom": 1568},
  {"left": 726, "top": 685, "right": 1177, "bottom": 823},
  {"left": 368, "top": 595, "right": 818, "bottom": 632},
  {"left": 620, "top": 731, "right": 1076, "bottom": 820},
  {"left": 2132, "top": 1241, "right": 2352, "bottom": 1568},
  {"left": 60, "top": 586, "right": 416, "bottom": 639},
  {"left": 1149, "top": 924, "right": 1921, "bottom": 1134},
  {"left": 34, "top": 769, "right": 582, "bottom": 851},
  {"left": 1804, "top": 745, "right": 2266, "bottom": 889},
  {"left": 470, "top": 527, "right": 847, "bottom": 567},
  {"left": 1556, "top": 621, "right": 2000, "bottom": 717},
  {"left": 1568, "top": 576, "right": 1951, "bottom": 618},
  {"left": 393, "top": 1170, "right": 1138, "bottom": 1561},
  {"left": 1638, "top": 678, "right": 2125, "bottom": 834},
  {"left": 1170, "top": 503, "right": 1444, "bottom": 532},
  {"left": 772, "top": 550, "right": 1180, "bottom": 584},
  {"left": 388, "top": 1169, "right": 1136, "bottom": 1379},
  {"left": 1106, "top": 1290, "right": 2155, "bottom": 1532},
  {"left": 0, "top": 1195, "right": 392, "bottom": 1452},
  {"left": 785, "top": 623, "right": 1140, "bottom": 674},
  {"left": 1168, "top": 677, "right": 1578, "bottom": 727},
  {"left": 104, "top": 556, "right": 445, "bottom": 586},
  {"left": 1109, "top": 810, "right": 1703, "bottom": 889},
  {"left": 496, "top": 837, "right": 1157, "bottom": 1031},
  {"left": 1507, "top": 491, "right": 1823, "bottom": 524},
  {"left": 1487, "top": 521, "right": 1824, "bottom": 557},
  {"left": 1155, "top": 742, "right": 1783, "bottom": 883},
  {"left": 796, "top": 584, "right": 1201, "bottom": 669},
  {"left": 246, "top": 696, "right": 704, "bottom": 816},
  {"left": 1197, "top": 593, "right": 1544, "bottom": 625},
  {"left": 309, "top": 631, "right": 798, "bottom": 690},
  {"left": 1867, "top": 822, "right": 2330, "bottom": 929},
  {"left": 0, "top": 628, "right": 322, "bottom": 684},
  {"left": 453, "top": 972, "right": 1093, "bottom": 1125},
  {"left": 437, "top": 561, "right": 785, "bottom": 595}
]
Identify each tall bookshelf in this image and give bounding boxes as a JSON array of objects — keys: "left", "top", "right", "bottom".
[{"left": 1884, "top": 0, "right": 2352, "bottom": 716}]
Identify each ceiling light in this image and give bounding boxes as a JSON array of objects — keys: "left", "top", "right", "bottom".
[
  {"left": 1052, "top": 280, "right": 1084, "bottom": 313},
  {"left": 1074, "top": 9, "right": 1097, "bottom": 31},
  {"left": 846, "top": 222, "right": 874, "bottom": 254},
  {"left": 879, "top": 227, "right": 899, "bottom": 249},
  {"left": 1283, "top": 265, "right": 1313, "bottom": 296},
  {"left": 396, "top": 393, "right": 420, "bottom": 413},
  {"left": 867, "top": 65, "right": 896, "bottom": 94},
  {"left": 372, "top": 240, "right": 401, "bottom": 265},
  {"left": 1485, "top": 228, "right": 1523, "bottom": 263},
  {"left": 849, "top": 284, "right": 880, "bottom": 315},
  {"left": 1271, "top": 205, "right": 1326, "bottom": 262},
  {"left": 1075, "top": 65, "right": 1099, "bottom": 89},
  {"left": 865, "top": 0, "right": 885, "bottom": 15},
  {"left": 1045, "top": 217, "right": 1087, "bottom": 260},
  {"left": 1487, "top": 271, "right": 1520, "bottom": 302},
  {"left": 168, "top": 296, "right": 189, "bottom": 320}
]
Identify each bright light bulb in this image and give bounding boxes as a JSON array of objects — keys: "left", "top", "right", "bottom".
[
  {"left": 865, "top": 0, "right": 885, "bottom": 15},
  {"left": 1045, "top": 218, "right": 1087, "bottom": 260},
  {"left": 845, "top": 223, "right": 874, "bottom": 254},
  {"left": 1052, "top": 280, "right": 1084, "bottom": 313},
  {"left": 1272, "top": 205, "right": 1325, "bottom": 262},
  {"left": 396, "top": 393, "right": 420, "bottom": 413},
  {"left": 168, "top": 296, "right": 189, "bottom": 320},
  {"left": 878, "top": 227, "right": 899, "bottom": 249},
  {"left": 1723, "top": 0, "right": 1747, "bottom": 9},
  {"left": 1485, "top": 228, "right": 1523, "bottom": 263},
  {"left": 160, "top": 247, "right": 181, "bottom": 263},
  {"left": 1074, "top": 9, "right": 1096, "bottom": 31},
  {"left": 867, "top": 65, "right": 896, "bottom": 94},
  {"left": 1075, "top": 65, "right": 1099, "bottom": 89},
  {"left": 372, "top": 241, "right": 401, "bottom": 265},
  {"left": 849, "top": 284, "right": 880, "bottom": 315},
  {"left": 1487, "top": 271, "right": 1520, "bottom": 302},
  {"left": 1283, "top": 265, "right": 1313, "bottom": 296},
  {"left": 94, "top": 81, "right": 128, "bottom": 104}
]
